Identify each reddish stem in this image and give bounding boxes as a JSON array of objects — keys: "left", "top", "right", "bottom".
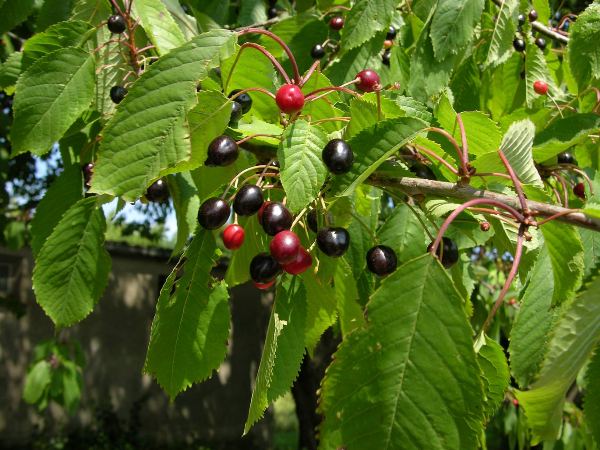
[
  {"left": 425, "top": 127, "right": 470, "bottom": 178},
  {"left": 534, "top": 209, "right": 581, "bottom": 227},
  {"left": 456, "top": 113, "right": 469, "bottom": 166},
  {"left": 301, "top": 60, "right": 321, "bottom": 87},
  {"left": 109, "top": 0, "right": 125, "bottom": 16},
  {"left": 224, "top": 43, "right": 291, "bottom": 92},
  {"left": 414, "top": 145, "right": 459, "bottom": 175},
  {"left": 230, "top": 87, "right": 276, "bottom": 100},
  {"left": 236, "top": 133, "right": 281, "bottom": 145},
  {"left": 304, "top": 85, "right": 359, "bottom": 101},
  {"left": 497, "top": 149, "right": 528, "bottom": 214},
  {"left": 311, "top": 117, "right": 351, "bottom": 125},
  {"left": 476, "top": 172, "right": 513, "bottom": 180}
]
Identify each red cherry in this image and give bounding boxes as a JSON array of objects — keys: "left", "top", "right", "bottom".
[
  {"left": 480, "top": 221, "right": 490, "bottom": 232},
  {"left": 329, "top": 16, "right": 344, "bottom": 30},
  {"left": 355, "top": 69, "right": 380, "bottom": 92},
  {"left": 254, "top": 279, "right": 275, "bottom": 290},
  {"left": 512, "top": 398, "right": 519, "bottom": 407},
  {"left": 282, "top": 247, "right": 312, "bottom": 275},
  {"left": 270, "top": 230, "right": 301, "bottom": 264},
  {"left": 257, "top": 200, "right": 272, "bottom": 225},
  {"left": 574, "top": 182, "right": 586, "bottom": 200},
  {"left": 383, "top": 39, "right": 393, "bottom": 49},
  {"left": 533, "top": 80, "right": 548, "bottom": 95},
  {"left": 223, "top": 224, "right": 245, "bottom": 250},
  {"left": 275, "top": 84, "right": 305, "bottom": 114}
]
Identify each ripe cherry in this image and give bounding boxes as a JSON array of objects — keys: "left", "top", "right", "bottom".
[
  {"left": 275, "top": 84, "right": 305, "bottom": 114},
  {"left": 382, "top": 49, "right": 391, "bottom": 67},
  {"left": 574, "top": 182, "right": 586, "bottom": 200},
  {"left": 307, "top": 209, "right": 318, "bottom": 233},
  {"left": 258, "top": 200, "right": 272, "bottom": 225},
  {"left": 110, "top": 86, "right": 127, "bottom": 104},
  {"left": 229, "top": 101, "right": 243, "bottom": 125},
  {"left": 198, "top": 197, "right": 230, "bottom": 230},
  {"left": 250, "top": 253, "right": 281, "bottom": 283},
  {"left": 82, "top": 163, "right": 94, "bottom": 188},
  {"left": 145, "top": 179, "right": 169, "bottom": 203},
  {"left": 329, "top": 16, "right": 344, "bottom": 30},
  {"left": 267, "top": 7, "right": 278, "bottom": 19},
  {"left": 254, "top": 279, "right": 275, "bottom": 290},
  {"left": 261, "top": 202, "right": 293, "bottom": 236},
  {"left": 234, "top": 185, "right": 264, "bottom": 216},
  {"left": 270, "top": 230, "right": 301, "bottom": 264},
  {"left": 206, "top": 135, "right": 239, "bottom": 166},
  {"left": 386, "top": 26, "right": 397, "bottom": 40},
  {"left": 557, "top": 152, "right": 576, "bottom": 165},
  {"left": 107, "top": 15, "right": 127, "bottom": 34},
  {"left": 317, "top": 227, "right": 350, "bottom": 257},
  {"left": 533, "top": 80, "right": 548, "bottom": 95},
  {"left": 410, "top": 163, "right": 436, "bottom": 180},
  {"left": 528, "top": 9, "right": 538, "bottom": 22},
  {"left": 355, "top": 69, "right": 380, "bottom": 92},
  {"left": 535, "top": 37, "right": 546, "bottom": 50},
  {"left": 480, "top": 221, "right": 491, "bottom": 232},
  {"left": 322, "top": 139, "right": 354, "bottom": 175},
  {"left": 311, "top": 44, "right": 326, "bottom": 59},
  {"left": 513, "top": 38, "right": 525, "bottom": 52},
  {"left": 366, "top": 245, "right": 397, "bottom": 276},
  {"left": 223, "top": 224, "right": 245, "bottom": 250},
  {"left": 283, "top": 247, "right": 312, "bottom": 275},
  {"left": 428, "top": 237, "right": 459, "bottom": 268},
  {"left": 228, "top": 90, "right": 252, "bottom": 114},
  {"left": 518, "top": 14, "right": 525, "bottom": 25}
]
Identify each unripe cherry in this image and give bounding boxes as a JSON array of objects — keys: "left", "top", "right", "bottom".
[{"left": 533, "top": 80, "right": 548, "bottom": 95}]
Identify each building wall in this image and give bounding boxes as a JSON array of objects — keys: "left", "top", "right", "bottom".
[{"left": 0, "top": 246, "right": 273, "bottom": 449}]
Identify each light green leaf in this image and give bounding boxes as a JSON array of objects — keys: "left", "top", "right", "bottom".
[
  {"left": 93, "top": 26, "right": 127, "bottom": 119},
  {"left": 430, "top": 0, "right": 484, "bottom": 61},
  {"left": 334, "top": 258, "right": 365, "bottom": 336},
  {"left": 395, "top": 95, "right": 433, "bottom": 123},
  {"left": 32, "top": 197, "right": 111, "bottom": 327},
  {"left": 436, "top": 109, "right": 502, "bottom": 158},
  {"left": 516, "top": 275, "right": 600, "bottom": 441},
  {"left": 30, "top": 165, "right": 84, "bottom": 258},
  {"left": 238, "top": 0, "right": 267, "bottom": 27},
  {"left": 301, "top": 271, "right": 337, "bottom": 355},
  {"left": 484, "top": 0, "right": 519, "bottom": 67},
  {"left": 585, "top": 348, "right": 600, "bottom": 446},
  {"left": 188, "top": 90, "right": 232, "bottom": 165},
  {"left": 167, "top": 172, "right": 199, "bottom": 256},
  {"left": 500, "top": 119, "right": 543, "bottom": 187},
  {"left": 0, "top": 51, "right": 23, "bottom": 93},
  {"left": 245, "top": 278, "right": 307, "bottom": 433},
  {"left": 342, "top": 0, "right": 397, "bottom": 50},
  {"left": 12, "top": 47, "right": 96, "bottom": 156},
  {"left": 568, "top": 3, "right": 600, "bottom": 89},
  {"left": 70, "top": 0, "right": 111, "bottom": 24},
  {"left": 91, "top": 30, "right": 237, "bottom": 201},
  {"left": 0, "top": 0, "right": 35, "bottom": 34},
  {"left": 277, "top": 119, "right": 328, "bottom": 213},
  {"left": 224, "top": 215, "right": 267, "bottom": 286},
  {"left": 144, "top": 230, "right": 231, "bottom": 399},
  {"left": 23, "top": 360, "right": 52, "bottom": 404},
  {"left": 378, "top": 203, "right": 428, "bottom": 262},
  {"left": 525, "top": 35, "right": 559, "bottom": 108},
  {"left": 329, "top": 117, "right": 427, "bottom": 197},
  {"left": 580, "top": 228, "right": 600, "bottom": 278},
  {"left": 319, "top": 255, "right": 484, "bottom": 450},
  {"left": 133, "top": 0, "right": 186, "bottom": 55},
  {"left": 478, "top": 336, "right": 510, "bottom": 420},
  {"left": 533, "top": 114, "right": 600, "bottom": 162}
]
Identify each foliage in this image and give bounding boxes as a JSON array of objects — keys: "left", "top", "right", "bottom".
[{"left": 3, "top": 0, "right": 600, "bottom": 448}]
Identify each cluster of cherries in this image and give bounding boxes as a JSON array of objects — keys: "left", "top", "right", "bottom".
[{"left": 512, "top": 9, "right": 547, "bottom": 52}]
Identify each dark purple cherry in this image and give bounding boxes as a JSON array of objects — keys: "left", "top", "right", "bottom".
[
  {"left": 145, "top": 178, "right": 169, "bottom": 203},
  {"left": 311, "top": 44, "right": 326, "bottom": 60},
  {"left": 557, "top": 152, "right": 576, "bottom": 165},
  {"left": 107, "top": 15, "right": 126, "bottom": 34},
  {"left": 410, "top": 163, "right": 436, "bottom": 180},
  {"left": 427, "top": 237, "right": 459, "bottom": 269},
  {"left": 228, "top": 90, "right": 252, "bottom": 114},
  {"left": 110, "top": 86, "right": 127, "bottom": 104},
  {"left": 366, "top": 245, "right": 397, "bottom": 276},
  {"left": 513, "top": 38, "right": 526, "bottom": 52},
  {"left": 535, "top": 37, "right": 546, "bottom": 50},
  {"left": 317, "top": 227, "right": 350, "bottom": 257},
  {"left": 82, "top": 163, "right": 94, "bottom": 188},
  {"left": 205, "top": 135, "right": 239, "bottom": 166},
  {"left": 233, "top": 185, "right": 264, "bottom": 216},
  {"left": 229, "top": 101, "right": 243, "bottom": 125},
  {"left": 322, "top": 139, "right": 354, "bottom": 174},
  {"left": 261, "top": 202, "right": 293, "bottom": 236},
  {"left": 386, "top": 26, "right": 397, "bottom": 40},
  {"left": 198, "top": 197, "right": 230, "bottom": 230},
  {"left": 250, "top": 253, "right": 281, "bottom": 283}
]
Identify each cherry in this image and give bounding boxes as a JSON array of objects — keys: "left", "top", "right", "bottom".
[
  {"left": 533, "top": 80, "right": 548, "bottom": 95},
  {"left": 574, "top": 182, "right": 586, "bottom": 200},
  {"left": 382, "top": 49, "right": 391, "bottom": 67},
  {"left": 145, "top": 178, "right": 169, "bottom": 203},
  {"left": 107, "top": 15, "right": 127, "bottom": 34},
  {"left": 223, "top": 224, "right": 245, "bottom": 250},
  {"left": 250, "top": 253, "right": 281, "bottom": 283},
  {"left": 383, "top": 39, "right": 393, "bottom": 49},
  {"left": 513, "top": 38, "right": 525, "bottom": 52},
  {"left": 229, "top": 101, "right": 243, "bottom": 125},
  {"left": 366, "top": 245, "right": 397, "bottom": 276},
  {"left": 518, "top": 14, "right": 525, "bottom": 25},
  {"left": 276, "top": 84, "right": 305, "bottom": 114},
  {"left": 282, "top": 247, "right": 312, "bottom": 275},
  {"left": 110, "top": 86, "right": 127, "bottom": 104},
  {"left": 428, "top": 237, "right": 459, "bottom": 268},
  {"left": 355, "top": 69, "right": 380, "bottom": 92},
  {"left": 311, "top": 44, "right": 326, "bottom": 60},
  {"left": 557, "top": 151, "right": 576, "bottom": 165},
  {"left": 329, "top": 16, "right": 344, "bottom": 30},
  {"left": 535, "top": 37, "right": 546, "bottom": 50},
  {"left": 480, "top": 221, "right": 491, "bottom": 232},
  {"left": 228, "top": 90, "right": 252, "bottom": 114},
  {"left": 317, "top": 227, "right": 350, "bottom": 257},
  {"left": 386, "top": 26, "right": 397, "bottom": 40},
  {"left": 410, "top": 163, "right": 436, "bottom": 180},
  {"left": 198, "top": 197, "right": 230, "bottom": 230},
  {"left": 234, "top": 185, "right": 264, "bottom": 216},
  {"left": 206, "top": 135, "right": 239, "bottom": 166},
  {"left": 82, "top": 163, "right": 94, "bottom": 188},
  {"left": 258, "top": 200, "right": 272, "bottom": 225},
  {"left": 267, "top": 7, "right": 278, "bottom": 19},
  {"left": 261, "top": 202, "right": 293, "bottom": 236},
  {"left": 307, "top": 209, "right": 318, "bottom": 233},
  {"left": 322, "top": 139, "right": 354, "bottom": 174},
  {"left": 270, "top": 230, "right": 301, "bottom": 264},
  {"left": 528, "top": 9, "right": 538, "bottom": 22},
  {"left": 254, "top": 279, "right": 275, "bottom": 290}
]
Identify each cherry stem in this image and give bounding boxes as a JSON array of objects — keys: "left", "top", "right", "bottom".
[
  {"left": 230, "top": 86, "right": 276, "bottom": 100},
  {"left": 480, "top": 223, "right": 526, "bottom": 334},
  {"left": 237, "top": 28, "right": 301, "bottom": 84},
  {"left": 468, "top": 207, "right": 516, "bottom": 220},
  {"left": 425, "top": 127, "right": 470, "bottom": 178},
  {"left": 475, "top": 172, "right": 513, "bottom": 180},
  {"left": 291, "top": 207, "right": 308, "bottom": 230},
  {"left": 301, "top": 60, "right": 321, "bottom": 87},
  {"left": 414, "top": 144, "right": 459, "bottom": 175},
  {"left": 555, "top": 173, "right": 570, "bottom": 208},
  {"left": 311, "top": 117, "right": 351, "bottom": 125},
  {"left": 224, "top": 43, "right": 291, "bottom": 92},
  {"left": 349, "top": 210, "right": 377, "bottom": 240},
  {"left": 222, "top": 165, "right": 272, "bottom": 198},
  {"left": 136, "top": 44, "right": 155, "bottom": 54},
  {"left": 376, "top": 89, "right": 382, "bottom": 122},
  {"left": 304, "top": 85, "right": 359, "bottom": 102},
  {"left": 456, "top": 113, "right": 469, "bottom": 166},
  {"left": 320, "top": 5, "right": 351, "bottom": 17},
  {"left": 236, "top": 133, "right": 281, "bottom": 146},
  {"left": 567, "top": 167, "right": 595, "bottom": 195},
  {"left": 497, "top": 149, "right": 529, "bottom": 214},
  {"left": 109, "top": 0, "right": 125, "bottom": 16}
]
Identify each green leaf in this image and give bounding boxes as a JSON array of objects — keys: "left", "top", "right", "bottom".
[
  {"left": 509, "top": 247, "right": 556, "bottom": 388},
  {"left": 516, "top": 275, "right": 600, "bottom": 441},
  {"left": 478, "top": 336, "right": 510, "bottom": 421},
  {"left": 525, "top": 35, "right": 559, "bottom": 108},
  {"left": 167, "top": 172, "right": 199, "bottom": 256},
  {"left": 36, "top": 0, "right": 75, "bottom": 31},
  {"left": 238, "top": 0, "right": 267, "bottom": 27},
  {"left": 585, "top": 348, "right": 600, "bottom": 446},
  {"left": 533, "top": 114, "right": 600, "bottom": 162},
  {"left": 329, "top": 117, "right": 427, "bottom": 197},
  {"left": 93, "top": 26, "right": 127, "bottom": 119},
  {"left": 188, "top": 90, "right": 232, "bottom": 165},
  {"left": 0, "top": 51, "right": 22, "bottom": 92},
  {"left": 342, "top": 0, "right": 397, "bottom": 50},
  {"left": 245, "top": 278, "right": 307, "bottom": 433},
  {"left": 540, "top": 220, "right": 584, "bottom": 305},
  {"left": 277, "top": 119, "right": 328, "bottom": 213},
  {"left": 224, "top": 215, "right": 267, "bottom": 286},
  {"left": 30, "top": 165, "right": 84, "bottom": 258},
  {"left": 23, "top": 360, "right": 52, "bottom": 404},
  {"left": 319, "top": 255, "right": 484, "bottom": 450},
  {"left": 91, "top": 30, "right": 237, "bottom": 201},
  {"left": 70, "top": 0, "right": 112, "bottom": 24},
  {"left": 500, "top": 119, "right": 543, "bottom": 187},
  {"left": 484, "top": 0, "right": 519, "bottom": 67},
  {"left": 378, "top": 203, "right": 429, "bottom": 262},
  {"left": 334, "top": 259, "right": 365, "bottom": 336},
  {"left": 144, "top": 230, "right": 231, "bottom": 399},
  {"left": 32, "top": 197, "right": 111, "bottom": 327},
  {"left": 0, "top": 0, "right": 35, "bottom": 34},
  {"left": 133, "top": 0, "right": 186, "bottom": 55},
  {"left": 568, "top": 3, "right": 600, "bottom": 89},
  {"left": 430, "top": 0, "right": 484, "bottom": 61},
  {"left": 12, "top": 47, "right": 96, "bottom": 156},
  {"left": 580, "top": 228, "right": 600, "bottom": 278},
  {"left": 301, "top": 271, "right": 337, "bottom": 355}
]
